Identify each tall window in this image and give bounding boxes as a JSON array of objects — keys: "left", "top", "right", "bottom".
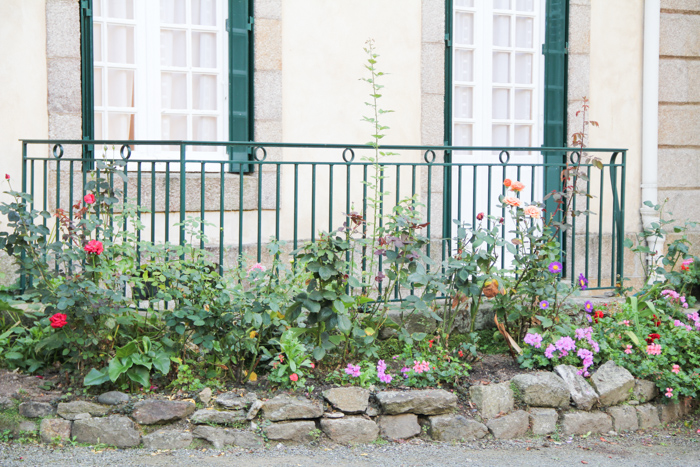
[{"left": 81, "top": 0, "right": 253, "bottom": 166}]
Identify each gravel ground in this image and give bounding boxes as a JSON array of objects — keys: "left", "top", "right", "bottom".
[{"left": 2, "top": 426, "right": 699, "bottom": 467}]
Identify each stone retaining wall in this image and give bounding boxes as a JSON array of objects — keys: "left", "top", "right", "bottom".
[{"left": 0, "top": 360, "right": 695, "bottom": 449}]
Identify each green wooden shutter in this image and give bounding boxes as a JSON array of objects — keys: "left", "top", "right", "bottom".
[
  {"left": 79, "top": 0, "right": 95, "bottom": 168},
  {"left": 542, "top": 0, "right": 569, "bottom": 213},
  {"left": 227, "top": 0, "right": 253, "bottom": 173}
]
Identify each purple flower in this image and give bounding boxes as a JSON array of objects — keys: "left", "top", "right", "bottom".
[
  {"left": 584, "top": 301, "right": 594, "bottom": 313},
  {"left": 544, "top": 344, "right": 556, "bottom": 359},
  {"left": 379, "top": 373, "right": 393, "bottom": 383},
  {"left": 375, "top": 270, "right": 386, "bottom": 282},
  {"left": 578, "top": 273, "right": 589, "bottom": 290},
  {"left": 524, "top": 332, "right": 543, "bottom": 349},
  {"left": 344, "top": 364, "right": 361, "bottom": 378},
  {"left": 377, "top": 360, "right": 392, "bottom": 384},
  {"left": 548, "top": 261, "right": 563, "bottom": 274},
  {"left": 539, "top": 300, "right": 549, "bottom": 310},
  {"left": 555, "top": 336, "right": 576, "bottom": 352}
]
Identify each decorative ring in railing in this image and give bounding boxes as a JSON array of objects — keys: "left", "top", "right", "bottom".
[
  {"left": 498, "top": 150, "right": 510, "bottom": 164},
  {"left": 52, "top": 144, "right": 64, "bottom": 159},
  {"left": 252, "top": 146, "right": 267, "bottom": 161},
  {"left": 342, "top": 148, "right": 355, "bottom": 163},
  {"left": 120, "top": 144, "right": 132, "bottom": 160},
  {"left": 423, "top": 150, "right": 436, "bottom": 163},
  {"left": 570, "top": 151, "right": 581, "bottom": 164}
]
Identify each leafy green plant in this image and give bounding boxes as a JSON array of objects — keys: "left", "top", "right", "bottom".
[{"left": 262, "top": 329, "right": 314, "bottom": 388}]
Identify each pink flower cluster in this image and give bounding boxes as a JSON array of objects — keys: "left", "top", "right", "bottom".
[
  {"left": 674, "top": 319, "right": 693, "bottom": 332},
  {"left": 345, "top": 364, "right": 361, "bottom": 378},
  {"left": 576, "top": 348, "right": 594, "bottom": 377},
  {"left": 646, "top": 343, "right": 662, "bottom": 355},
  {"left": 523, "top": 332, "right": 543, "bottom": 349},
  {"left": 665, "top": 387, "right": 674, "bottom": 398},
  {"left": 376, "top": 360, "right": 392, "bottom": 384},
  {"left": 247, "top": 263, "right": 266, "bottom": 273},
  {"left": 661, "top": 289, "right": 688, "bottom": 308},
  {"left": 412, "top": 360, "right": 430, "bottom": 374}
]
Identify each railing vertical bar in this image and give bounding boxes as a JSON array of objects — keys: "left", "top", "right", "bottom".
[
  {"left": 293, "top": 164, "right": 299, "bottom": 251},
  {"left": 137, "top": 161, "right": 142, "bottom": 264},
  {"left": 619, "top": 152, "right": 627, "bottom": 288},
  {"left": 426, "top": 163, "right": 431, "bottom": 265},
  {"left": 109, "top": 169, "right": 115, "bottom": 238},
  {"left": 200, "top": 163, "right": 206, "bottom": 250},
  {"left": 275, "top": 164, "right": 281, "bottom": 241},
  {"left": 311, "top": 165, "right": 316, "bottom": 243},
  {"left": 68, "top": 161, "right": 75, "bottom": 274},
  {"left": 257, "top": 160, "right": 263, "bottom": 262},
  {"left": 219, "top": 162, "right": 225, "bottom": 274},
  {"left": 179, "top": 144, "right": 186, "bottom": 251},
  {"left": 55, "top": 159, "right": 61, "bottom": 273},
  {"left": 20, "top": 143, "right": 28, "bottom": 291},
  {"left": 329, "top": 165, "right": 334, "bottom": 232},
  {"left": 238, "top": 161, "right": 244, "bottom": 266},
  {"left": 394, "top": 164, "right": 400, "bottom": 300},
  {"left": 571, "top": 169, "right": 577, "bottom": 287},
  {"left": 165, "top": 162, "right": 170, "bottom": 243},
  {"left": 610, "top": 164, "right": 617, "bottom": 287},
  {"left": 585, "top": 165, "right": 592, "bottom": 287},
  {"left": 362, "top": 165, "right": 368, "bottom": 279},
  {"left": 598, "top": 164, "right": 605, "bottom": 287},
  {"left": 151, "top": 162, "right": 157, "bottom": 244}
]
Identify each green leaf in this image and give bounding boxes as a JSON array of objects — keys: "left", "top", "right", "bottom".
[
  {"left": 83, "top": 368, "right": 110, "bottom": 386},
  {"left": 116, "top": 341, "right": 138, "bottom": 359},
  {"left": 313, "top": 346, "right": 326, "bottom": 361},
  {"left": 337, "top": 315, "right": 352, "bottom": 334},
  {"left": 126, "top": 366, "right": 150, "bottom": 388},
  {"left": 318, "top": 266, "right": 334, "bottom": 281},
  {"left": 152, "top": 353, "right": 171, "bottom": 375},
  {"left": 108, "top": 357, "right": 133, "bottom": 382},
  {"left": 4, "top": 352, "right": 23, "bottom": 360},
  {"left": 536, "top": 315, "right": 553, "bottom": 328},
  {"left": 625, "top": 331, "right": 641, "bottom": 347}
]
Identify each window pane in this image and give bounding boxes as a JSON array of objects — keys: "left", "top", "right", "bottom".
[
  {"left": 161, "top": 115, "right": 187, "bottom": 139},
  {"left": 492, "top": 89, "right": 510, "bottom": 119},
  {"left": 192, "top": 32, "right": 217, "bottom": 68},
  {"left": 515, "top": 125, "right": 531, "bottom": 147},
  {"left": 516, "top": 0, "right": 534, "bottom": 11},
  {"left": 494, "top": 0, "right": 511, "bottom": 9},
  {"left": 492, "top": 52, "right": 510, "bottom": 83},
  {"left": 161, "top": 0, "right": 186, "bottom": 24},
  {"left": 454, "top": 123, "right": 473, "bottom": 146},
  {"left": 94, "top": 68, "right": 103, "bottom": 106},
  {"left": 454, "top": 49, "right": 474, "bottom": 82},
  {"left": 193, "top": 116, "right": 217, "bottom": 150},
  {"left": 108, "top": 0, "right": 134, "bottom": 19},
  {"left": 193, "top": 74, "right": 217, "bottom": 110},
  {"left": 455, "top": 0, "right": 474, "bottom": 7},
  {"left": 514, "top": 89, "right": 532, "bottom": 120},
  {"left": 454, "top": 86, "right": 473, "bottom": 119},
  {"left": 107, "top": 25, "right": 134, "bottom": 64},
  {"left": 516, "top": 17, "right": 534, "bottom": 48},
  {"left": 95, "top": 112, "right": 103, "bottom": 139},
  {"left": 108, "top": 113, "right": 135, "bottom": 139},
  {"left": 93, "top": 23, "right": 102, "bottom": 62},
  {"left": 515, "top": 53, "right": 532, "bottom": 84},
  {"left": 161, "top": 29, "right": 187, "bottom": 67},
  {"left": 492, "top": 125, "right": 510, "bottom": 146},
  {"left": 454, "top": 12, "right": 474, "bottom": 45},
  {"left": 493, "top": 16, "right": 511, "bottom": 47},
  {"left": 192, "top": 0, "right": 217, "bottom": 26},
  {"left": 161, "top": 72, "right": 187, "bottom": 109},
  {"left": 94, "top": 0, "right": 101, "bottom": 17},
  {"left": 107, "top": 69, "right": 135, "bottom": 107}
]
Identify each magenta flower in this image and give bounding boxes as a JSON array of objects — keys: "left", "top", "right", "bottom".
[
  {"left": 523, "top": 333, "right": 543, "bottom": 349},
  {"left": 646, "top": 343, "right": 662, "bottom": 355},
  {"left": 539, "top": 300, "right": 549, "bottom": 310},
  {"left": 665, "top": 387, "right": 674, "bottom": 398},
  {"left": 578, "top": 273, "right": 589, "bottom": 290},
  {"left": 345, "top": 364, "right": 361, "bottom": 378},
  {"left": 584, "top": 301, "right": 594, "bottom": 313},
  {"left": 672, "top": 364, "right": 680, "bottom": 374},
  {"left": 548, "top": 262, "right": 562, "bottom": 274},
  {"left": 544, "top": 344, "right": 556, "bottom": 359},
  {"left": 624, "top": 345, "right": 633, "bottom": 354}
]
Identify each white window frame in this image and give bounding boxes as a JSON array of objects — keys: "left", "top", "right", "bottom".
[{"left": 93, "top": 0, "right": 229, "bottom": 163}]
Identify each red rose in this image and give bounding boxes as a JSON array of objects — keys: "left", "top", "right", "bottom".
[
  {"left": 49, "top": 313, "right": 67, "bottom": 329},
  {"left": 476, "top": 212, "right": 485, "bottom": 221},
  {"left": 4, "top": 174, "right": 9, "bottom": 180},
  {"left": 84, "top": 240, "right": 104, "bottom": 255},
  {"left": 84, "top": 193, "right": 96, "bottom": 205},
  {"left": 289, "top": 373, "right": 299, "bottom": 382}
]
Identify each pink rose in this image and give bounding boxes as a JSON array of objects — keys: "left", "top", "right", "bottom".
[
  {"left": 509, "top": 181, "right": 525, "bottom": 192},
  {"left": 503, "top": 196, "right": 521, "bottom": 207},
  {"left": 523, "top": 205, "right": 542, "bottom": 219},
  {"left": 84, "top": 240, "right": 104, "bottom": 255},
  {"left": 84, "top": 193, "right": 96, "bottom": 205}
]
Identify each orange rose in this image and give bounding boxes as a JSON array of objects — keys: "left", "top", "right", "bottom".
[
  {"left": 510, "top": 181, "right": 525, "bottom": 192},
  {"left": 503, "top": 179, "right": 512, "bottom": 187},
  {"left": 504, "top": 196, "right": 521, "bottom": 207},
  {"left": 523, "top": 205, "right": 542, "bottom": 219}
]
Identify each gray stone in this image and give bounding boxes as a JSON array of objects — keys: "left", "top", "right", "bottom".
[
  {"left": 246, "top": 400, "right": 264, "bottom": 420},
  {"left": 265, "top": 420, "right": 316, "bottom": 444},
  {"left": 40, "top": 418, "right": 72, "bottom": 443},
  {"left": 375, "top": 389, "right": 458, "bottom": 415},
  {"left": 632, "top": 380, "right": 659, "bottom": 403},
  {"left": 18, "top": 420, "right": 38, "bottom": 432},
  {"left": 57, "top": 401, "right": 109, "bottom": 420},
  {"left": 97, "top": 391, "right": 129, "bottom": 406},
  {"left": 486, "top": 410, "right": 529, "bottom": 439},
  {"left": 193, "top": 426, "right": 235, "bottom": 449},
  {"left": 0, "top": 396, "right": 14, "bottom": 409},
  {"left": 216, "top": 392, "right": 257, "bottom": 410},
  {"left": 198, "top": 388, "right": 212, "bottom": 406},
  {"left": 590, "top": 361, "right": 635, "bottom": 406},
  {"left": 320, "top": 417, "right": 379, "bottom": 445},
  {"left": 469, "top": 382, "right": 514, "bottom": 419},
  {"left": 322, "top": 387, "right": 370, "bottom": 414},
  {"left": 72, "top": 415, "right": 140, "bottom": 448},
  {"left": 191, "top": 409, "right": 246, "bottom": 425},
  {"left": 377, "top": 414, "right": 421, "bottom": 440},
  {"left": 232, "top": 431, "right": 263, "bottom": 449},
  {"left": 659, "top": 402, "right": 683, "bottom": 424},
  {"left": 429, "top": 414, "right": 488, "bottom": 441},
  {"left": 262, "top": 395, "right": 323, "bottom": 421},
  {"left": 366, "top": 405, "right": 380, "bottom": 417},
  {"left": 510, "top": 373, "right": 570, "bottom": 408},
  {"left": 19, "top": 402, "right": 55, "bottom": 418},
  {"left": 142, "top": 430, "right": 193, "bottom": 450},
  {"left": 607, "top": 406, "right": 639, "bottom": 432},
  {"left": 529, "top": 408, "right": 558, "bottom": 435},
  {"left": 73, "top": 413, "right": 91, "bottom": 420},
  {"left": 562, "top": 412, "right": 613, "bottom": 435},
  {"left": 555, "top": 364, "right": 599, "bottom": 411},
  {"left": 132, "top": 400, "right": 195, "bottom": 425},
  {"left": 636, "top": 404, "right": 661, "bottom": 429}
]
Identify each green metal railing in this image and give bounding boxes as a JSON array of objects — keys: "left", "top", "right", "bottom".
[{"left": 19, "top": 140, "right": 626, "bottom": 291}]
